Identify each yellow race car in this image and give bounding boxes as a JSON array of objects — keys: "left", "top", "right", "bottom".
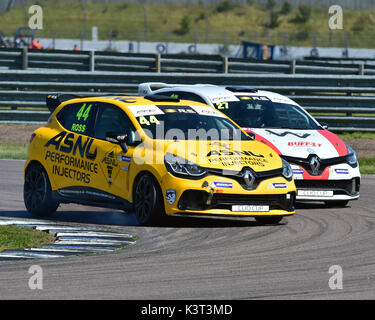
[{"left": 24, "top": 94, "right": 296, "bottom": 225}]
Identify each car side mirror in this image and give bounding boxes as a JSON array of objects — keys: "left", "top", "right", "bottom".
[
  {"left": 320, "top": 122, "right": 329, "bottom": 130},
  {"left": 106, "top": 132, "right": 129, "bottom": 153},
  {"left": 127, "top": 129, "right": 136, "bottom": 145}
]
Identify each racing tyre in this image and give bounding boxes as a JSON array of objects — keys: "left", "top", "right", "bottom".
[
  {"left": 325, "top": 200, "right": 349, "bottom": 208},
  {"left": 24, "top": 163, "right": 59, "bottom": 217},
  {"left": 133, "top": 173, "right": 165, "bottom": 226},
  {"left": 255, "top": 216, "right": 283, "bottom": 225}
]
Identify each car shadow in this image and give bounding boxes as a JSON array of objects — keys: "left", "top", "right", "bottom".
[
  {"left": 295, "top": 202, "right": 352, "bottom": 210},
  {"left": 0, "top": 209, "right": 287, "bottom": 228},
  {"left": 0, "top": 209, "right": 138, "bottom": 227},
  {"left": 156, "top": 214, "right": 287, "bottom": 228}
]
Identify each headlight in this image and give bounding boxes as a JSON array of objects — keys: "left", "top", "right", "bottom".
[
  {"left": 282, "top": 158, "right": 293, "bottom": 181},
  {"left": 164, "top": 153, "right": 206, "bottom": 177},
  {"left": 346, "top": 145, "right": 358, "bottom": 167}
]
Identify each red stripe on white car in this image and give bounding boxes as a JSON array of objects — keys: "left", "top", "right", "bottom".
[
  {"left": 318, "top": 130, "right": 347, "bottom": 157},
  {"left": 243, "top": 129, "right": 282, "bottom": 155},
  {"left": 302, "top": 166, "right": 331, "bottom": 180}
]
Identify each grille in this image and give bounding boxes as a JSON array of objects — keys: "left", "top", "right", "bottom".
[
  {"left": 207, "top": 167, "right": 283, "bottom": 190},
  {"left": 178, "top": 190, "right": 296, "bottom": 212},
  {"left": 295, "top": 178, "right": 360, "bottom": 195},
  {"left": 282, "top": 155, "right": 347, "bottom": 176},
  {"left": 212, "top": 193, "right": 287, "bottom": 205}
]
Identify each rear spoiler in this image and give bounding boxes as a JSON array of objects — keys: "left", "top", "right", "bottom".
[
  {"left": 138, "top": 82, "right": 216, "bottom": 96},
  {"left": 46, "top": 93, "right": 131, "bottom": 113},
  {"left": 225, "top": 86, "right": 258, "bottom": 93},
  {"left": 46, "top": 94, "right": 83, "bottom": 113}
]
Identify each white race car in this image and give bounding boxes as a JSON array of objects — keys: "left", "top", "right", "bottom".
[{"left": 138, "top": 83, "right": 360, "bottom": 206}]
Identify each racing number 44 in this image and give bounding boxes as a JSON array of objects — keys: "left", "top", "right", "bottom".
[{"left": 76, "top": 104, "right": 92, "bottom": 121}]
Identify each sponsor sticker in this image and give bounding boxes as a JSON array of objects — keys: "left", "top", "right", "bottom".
[
  {"left": 266, "top": 130, "right": 310, "bottom": 138},
  {"left": 334, "top": 168, "right": 349, "bottom": 174},
  {"left": 127, "top": 105, "right": 164, "bottom": 117},
  {"left": 100, "top": 149, "right": 120, "bottom": 185},
  {"left": 293, "top": 168, "right": 305, "bottom": 174},
  {"left": 166, "top": 189, "right": 177, "bottom": 205},
  {"left": 288, "top": 142, "right": 322, "bottom": 147},
  {"left": 232, "top": 205, "right": 269, "bottom": 212},
  {"left": 213, "top": 182, "right": 233, "bottom": 188},
  {"left": 209, "top": 95, "right": 239, "bottom": 103},
  {"left": 297, "top": 190, "right": 334, "bottom": 197},
  {"left": 190, "top": 105, "right": 227, "bottom": 118},
  {"left": 307, "top": 148, "right": 316, "bottom": 154},
  {"left": 269, "top": 182, "right": 287, "bottom": 189},
  {"left": 118, "top": 155, "right": 131, "bottom": 163}
]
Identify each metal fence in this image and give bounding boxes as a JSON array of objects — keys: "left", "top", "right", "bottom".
[
  {"left": 2, "top": 48, "right": 375, "bottom": 75},
  {"left": 1, "top": 68, "right": 375, "bottom": 131}
]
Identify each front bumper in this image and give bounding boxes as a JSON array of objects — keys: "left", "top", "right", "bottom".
[
  {"left": 178, "top": 190, "right": 296, "bottom": 214},
  {"left": 288, "top": 161, "right": 361, "bottom": 202},
  {"left": 295, "top": 177, "right": 360, "bottom": 201},
  {"left": 161, "top": 172, "right": 296, "bottom": 217}
]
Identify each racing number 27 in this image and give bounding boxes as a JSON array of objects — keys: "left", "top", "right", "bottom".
[{"left": 216, "top": 102, "right": 229, "bottom": 110}]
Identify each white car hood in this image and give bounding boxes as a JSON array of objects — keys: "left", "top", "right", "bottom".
[{"left": 249, "top": 128, "right": 348, "bottom": 159}]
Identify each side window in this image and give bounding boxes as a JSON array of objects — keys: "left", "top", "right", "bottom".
[
  {"left": 166, "top": 91, "right": 207, "bottom": 104},
  {"left": 94, "top": 103, "right": 132, "bottom": 140},
  {"left": 56, "top": 102, "right": 97, "bottom": 136}
]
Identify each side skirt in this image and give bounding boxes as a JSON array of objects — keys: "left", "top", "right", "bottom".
[{"left": 53, "top": 186, "right": 133, "bottom": 211}]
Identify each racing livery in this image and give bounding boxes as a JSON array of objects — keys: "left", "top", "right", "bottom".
[
  {"left": 24, "top": 94, "right": 296, "bottom": 225},
  {"left": 138, "top": 83, "right": 360, "bottom": 206}
]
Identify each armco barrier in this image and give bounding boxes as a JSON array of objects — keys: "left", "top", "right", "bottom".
[
  {"left": 1, "top": 48, "right": 375, "bottom": 75},
  {"left": 1, "top": 70, "right": 375, "bottom": 131}
]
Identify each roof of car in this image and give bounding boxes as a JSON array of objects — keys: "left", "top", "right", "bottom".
[
  {"left": 138, "top": 83, "right": 299, "bottom": 106},
  {"left": 53, "top": 94, "right": 210, "bottom": 109}
]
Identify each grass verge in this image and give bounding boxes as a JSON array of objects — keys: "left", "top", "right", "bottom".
[
  {"left": 2, "top": 1, "right": 375, "bottom": 48},
  {"left": 358, "top": 158, "right": 375, "bottom": 174},
  {"left": 0, "top": 142, "right": 29, "bottom": 160},
  {"left": 337, "top": 132, "right": 375, "bottom": 139},
  {"left": 0, "top": 225, "right": 56, "bottom": 252}
]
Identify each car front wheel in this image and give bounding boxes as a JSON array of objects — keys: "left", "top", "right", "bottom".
[{"left": 133, "top": 173, "right": 165, "bottom": 226}]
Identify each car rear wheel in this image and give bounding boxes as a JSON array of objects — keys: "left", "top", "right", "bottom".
[
  {"left": 255, "top": 216, "right": 283, "bottom": 225},
  {"left": 24, "top": 163, "right": 59, "bottom": 217},
  {"left": 133, "top": 173, "right": 165, "bottom": 226}
]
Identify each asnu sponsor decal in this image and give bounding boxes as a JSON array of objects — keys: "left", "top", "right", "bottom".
[{"left": 45, "top": 131, "right": 97, "bottom": 160}]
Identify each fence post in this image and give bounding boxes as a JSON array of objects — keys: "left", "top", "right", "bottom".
[
  {"left": 155, "top": 54, "right": 161, "bottom": 72},
  {"left": 346, "top": 91, "right": 353, "bottom": 116},
  {"left": 358, "top": 63, "right": 365, "bottom": 75},
  {"left": 22, "top": 47, "right": 28, "bottom": 70},
  {"left": 89, "top": 51, "right": 95, "bottom": 72},
  {"left": 290, "top": 59, "right": 296, "bottom": 74},
  {"left": 222, "top": 56, "right": 228, "bottom": 73}
]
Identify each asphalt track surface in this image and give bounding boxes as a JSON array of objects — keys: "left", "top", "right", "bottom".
[{"left": 0, "top": 159, "right": 375, "bottom": 300}]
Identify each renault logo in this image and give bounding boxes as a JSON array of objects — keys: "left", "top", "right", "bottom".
[
  {"left": 309, "top": 155, "right": 320, "bottom": 175},
  {"left": 243, "top": 169, "right": 255, "bottom": 188}
]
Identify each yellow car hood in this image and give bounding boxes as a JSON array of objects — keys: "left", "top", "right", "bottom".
[{"left": 158, "top": 139, "right": 282, "bottom": 172}]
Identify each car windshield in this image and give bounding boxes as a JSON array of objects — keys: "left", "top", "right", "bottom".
[
  {"left": 213, "top": 97, "right": 320, "bottom": 130},
  {"left": 132, "top": 105, "right": 250, "bottom": 141}
]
